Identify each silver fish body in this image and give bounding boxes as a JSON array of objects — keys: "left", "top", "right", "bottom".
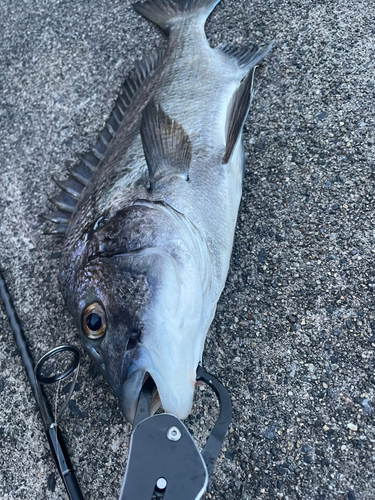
[{"left": 52, "top": 0, "right": 270, "bottom": 422}]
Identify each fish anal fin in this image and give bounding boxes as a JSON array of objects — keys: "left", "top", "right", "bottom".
[
  {"left": 220, "top": 43, "right": 271, "bottom": 164},
  {"left": 222, "top": 68, "right": 256, "bottom": 165},
  {"left": 140, "top": 100, "right": 192, "bottom": 188},
  {"left": 218, "top": 42, "right": 272, "bottom": 70}
]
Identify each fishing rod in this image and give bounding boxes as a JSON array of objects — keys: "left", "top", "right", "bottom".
[
  {"left": 1, "top": 267, "right": 232, "bottom": 500},
  {"left": 0, "top": 268, "right": 84, "bottom": 500}
]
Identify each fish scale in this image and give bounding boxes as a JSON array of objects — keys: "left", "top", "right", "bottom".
[{"left": 43, "top": 0, "right": 271, "bottom": 423}]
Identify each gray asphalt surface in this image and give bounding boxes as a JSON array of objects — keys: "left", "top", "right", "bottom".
[{"left": 1, "top": 0, "right": 374, "bottom": 499}]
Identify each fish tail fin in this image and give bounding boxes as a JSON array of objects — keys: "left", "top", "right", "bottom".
[{"left": 133, "top": 0, "right": 221, "bottom": 32}]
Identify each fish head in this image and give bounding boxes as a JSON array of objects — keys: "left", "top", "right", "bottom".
[
  {"left": 60, "top": 245, "right": 154, "bottom": 422},
  {"left": 59, "top": 205, "right": 205, "bottom": 423}
]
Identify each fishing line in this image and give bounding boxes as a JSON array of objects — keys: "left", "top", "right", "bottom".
[{"left": 55, "top": 380, "right": 61, "bottom": 424}]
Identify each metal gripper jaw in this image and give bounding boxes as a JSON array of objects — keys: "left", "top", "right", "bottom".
[
  {"left": 119, "top": 413, "right": 208, "bottom": 500},
  {"left": 118, "top": 365, "right": 232, "bottom": 500}
]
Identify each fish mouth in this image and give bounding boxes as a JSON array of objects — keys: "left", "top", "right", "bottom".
[
  {"left": 121, "top": 366, "right": 196, "bottom": 424},
  {"left": 121, "top": 371, "right": 161, "bottom": 423},
  {"left": 120, "top": 344, "right": 197, "bottom": 423},
  {"left": 121, "top": 367, "right": 148, "bottom": 423},
  {"left": 120, "top": 344, "right": 150, "bottom": 423}
]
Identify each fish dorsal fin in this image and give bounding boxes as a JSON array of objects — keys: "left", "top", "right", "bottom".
[
  {"left": 42, "top": 49, "right": 164, "bottom": 236},
  {"left": 140, "top": 100, "right": 192, "bottom": 189},
  {"left": 222, "top": 68, "right": 256, "bottom": 165},
  {"left": 217, "top": 42, "right": 273, "bottom": 70}
]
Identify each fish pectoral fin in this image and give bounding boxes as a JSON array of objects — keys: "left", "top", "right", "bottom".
[
  {"left": 217, "top": 42, "right": 273, "bottom": 70},
  {"left": 222, "top": 69, "right": 256, "bottom": 166},
  {"left": 140, "top": 100, "right": 192, "bottom": 188}
]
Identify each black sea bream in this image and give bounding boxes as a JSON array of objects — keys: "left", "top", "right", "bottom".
[{"left": 44, "top": 0, "right": 270, "bottom": 422}]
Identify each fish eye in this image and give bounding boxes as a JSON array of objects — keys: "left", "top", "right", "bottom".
[{"left": 82, "top": 303, "right": 107, "bottom": 340}]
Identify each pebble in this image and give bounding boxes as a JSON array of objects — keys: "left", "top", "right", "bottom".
[
  {"left": 47, "top": 473, "right": 56, "bottom": 492},
  {"left": 263, "top": 425, "right": 276, "bottom": 440},
  {"left": 361, "top": 398, "right": 373, "bottom": 416},
  {"left": 288, "top": 361, "right": 297, "bottom": 378},
  {"left": 68, "top": 400, "right": 85, "bottom": 419},
  {"left": 347, "top": 423, "right": 358, "bottom": 432},
  {"left": 75, "top": 424, "right": 83, "bottom": 436}
]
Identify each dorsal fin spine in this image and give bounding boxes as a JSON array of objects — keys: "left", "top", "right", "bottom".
[
  {"left": 43, "top": 224, "right": 67, "bottom": 236},
  {"left": 100, "top": 132, "right": 110, "bottom": 147},
  {"left": 106, "top": 123, "right": 116, "bottom": 138},
  {"left": 116, "top": 100, "right": 126, "bottom": 115},
  {"left": 114, "top": 104, "right": 124, "bottom": 117},
  {"left": 80, "top": 154, "right": 98, "bottom": 171},
  {"left": 121, "top": 91, "right": 131, "bottom": 105},
  {"left": 120, "top": 93, "right": 131, "bottom": 107},
  {"left": 41, "top": 211, "right": 71, "bottom": 225},
  {"left": 68, "top": 164, "right": 92, "bottom": 186},
  {"left": 48, "top": 193, "right": 77, "bottom": 213},
  {"left": 92, "top": 148, "right": 105, "bottom": 161},
  {"left": 112, "top": 108, "right": 122, "bottom": 124},
  {"left": 43, "top": 48, "right": 165, "bottom": 235},
  {"left": 126, "top": 79, "right": 137, "bottom": 94},
  {"left": 52, "top": 177, "right": 84, "bottom": 200}
]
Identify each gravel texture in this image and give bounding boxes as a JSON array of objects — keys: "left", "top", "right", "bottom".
[{"left": 1, "top": 0, "right": 374, "bottom": 499}]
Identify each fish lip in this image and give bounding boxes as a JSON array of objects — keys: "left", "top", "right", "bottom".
[
  {"left": 120, "top": 344, "right": 152, "bottom": 423},
  {"left": 119, "top": 346, "right": 197, "bottom": 422},
  {"left": 120, "top": 344, "right": 144, "bottom": 384},
  {"left": 120, "top": 367, "right": 147, "bottom": 423}
]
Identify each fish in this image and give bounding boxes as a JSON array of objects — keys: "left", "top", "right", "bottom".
[{"left": 43, "top": 0, "right": 271, "bottom": 423}]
